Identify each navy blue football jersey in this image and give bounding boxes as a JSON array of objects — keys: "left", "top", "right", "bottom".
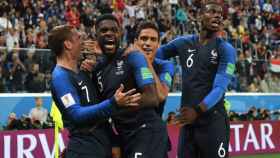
[
  {"left": 93, "top": 49, "right": 159, "bottom": 131},
  {"left": 51, "top": 65, "right": 117, "bottom": 155},
  {"left": 51, "top": 65, "right": 117, "bottom": 132},
  {"left": 156, "top": 35, "right": 236, "bottom": 110}
]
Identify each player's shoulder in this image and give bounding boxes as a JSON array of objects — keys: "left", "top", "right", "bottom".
[
  {"left": 169, "top": 34, "right": 197, "bottom": 46},
  {"left": 218, "top": 38, "right": 236, "bottom": 52},
  {"left": 126, "top": 50, "right": 145, "bottom": 62},
  {"left": 51, "top": 66, "right": 72, "bottom": 83},
  {"left": 217, "top": 38, "right": 237, "bottom": 60},
  {"left": 52, "top": 66, "right": 67, "bottom": 78}
]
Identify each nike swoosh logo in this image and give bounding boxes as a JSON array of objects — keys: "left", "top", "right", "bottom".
[
  {"left": 78, "top": 81, "right": 83, "bottom": 85},
  {"left": 188, "top": 49, "right": 196, "bottom": 53}
]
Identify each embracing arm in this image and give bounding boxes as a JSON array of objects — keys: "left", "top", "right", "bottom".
[
  {"left": 51, "top": 73, "right": 117, "bottom": 124},
  {"left": 51, "top": 71, "right": 140, "bottom": 124},
  {"left": 127, "top": 52, "right": 159, "bottom": 107}
]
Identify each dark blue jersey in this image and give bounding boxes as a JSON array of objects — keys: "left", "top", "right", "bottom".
[
  {"left": 51, "top": 65, "right": 117, "bottom": 134},
  {"left": 153, "top": 58, "right": 175, "bottom": 116},
  {"left": 156, "top": 35, "right": 236, "bottom": 110},
  {"left": 93, "top": 49, "right": 158, "bottom": 131}
]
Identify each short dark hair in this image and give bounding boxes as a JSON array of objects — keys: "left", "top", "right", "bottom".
[
  {"left": 48, "top": 25, "right": 74, "bottom": 57},
  {"left": 203, "top": 0, "right": 222, "bottom": 11},
  {"left": 205, "top": 0, "right": 221, "bottom": 5},
  {"left": 95, "top": 14, "right": 120, "bottom": 28},
  {"left": 135, "top": 20, "right": 160, "bottom": 41}
]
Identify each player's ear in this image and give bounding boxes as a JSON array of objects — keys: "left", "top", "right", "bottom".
[
  {"left": 134, "top": 38, "right": 138, "bottom": 44},
  {"left": 64, "top": 40, "right": 72, "bottom": 50}
]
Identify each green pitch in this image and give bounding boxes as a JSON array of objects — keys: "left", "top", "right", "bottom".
[{"left": 232, "top": 153, "right": 280, "bottom": 158}]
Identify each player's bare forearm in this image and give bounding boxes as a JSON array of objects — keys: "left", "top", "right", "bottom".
[{"left": 140, "top": 84, "right": 159, "bottom": 107}]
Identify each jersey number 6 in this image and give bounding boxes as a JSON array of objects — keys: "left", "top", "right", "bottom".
[{"left": 186, "top": 54, "right": 194, "bottom": 68}]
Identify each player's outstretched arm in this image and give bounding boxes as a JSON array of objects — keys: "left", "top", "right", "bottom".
[
  {"left": 156, "top": 36, "right": 191, "bottom": 59},
  {"left": 114, "top": 84, "right": 141, "bottom": 107},
  {"left": 52, "top": 74, "right": 141, "bottom": 124}
]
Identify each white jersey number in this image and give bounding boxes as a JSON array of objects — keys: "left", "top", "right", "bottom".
[
  {"left": 218, "top": 142, "right": 226, "bottom": 158},
  {"left": 134, "top": 152, "right": 142, "bottom": 158},
  {"left": 186, "top": 54, "right": 194, "bottom": 68},
  {"left": 97, "top": 76, "right": 103, "bottom": 92},
  {"left": 81, "top": 86, "right": 90, "bottom": 102}
]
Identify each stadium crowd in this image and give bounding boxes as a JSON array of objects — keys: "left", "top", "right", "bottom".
[{"left": 0, "top": 0, "right": 279, "bottom": 93}]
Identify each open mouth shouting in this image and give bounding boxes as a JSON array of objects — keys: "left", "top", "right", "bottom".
[
  {"left": 142, "top": 47, "right": 153, "bottom": 54},
  {"left": 209, "top": 17, "right": 222, "bottom": 30},
  {"left": 101, "top": 36, "right": 117, "bottom": 53}
]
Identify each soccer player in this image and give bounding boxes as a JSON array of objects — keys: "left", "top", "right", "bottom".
[
  {"left": 91, "top": 14, "right": 169, "bottom": 158},
  {"left": 49, "top": 25, "right": 141, "bottom": 158},
  {"left": 133, "top": 20, "right": 175, "bottom": 156},
  {"left": 133, "top": 20, "right": 175, "bottom": 116},
  {"left": 156, "top": 2, "right": 237, "bottom": 158}
]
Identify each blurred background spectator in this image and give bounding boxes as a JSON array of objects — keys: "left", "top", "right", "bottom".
[
  {"left": 228, "top": 106, "right": 277, "bottom": 122},
  {"left": 4, "top": 112, "right": 22, "bottom": 130},
  {"left": 29, "top": 97, "right": 48, "bottom": 125},
  {"left": 2, "top": 96, "right": 54, "bottom": 131},
  {"left": 166, "top": 111, "right": 176, "bottom": 125}
]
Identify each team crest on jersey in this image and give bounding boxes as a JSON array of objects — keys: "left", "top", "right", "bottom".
[
  {"left": 116, "top": 60, "right": 124, "bottom": 75},
  {"left": 210, "top": 49, "right": 218, "bottom": 64}
]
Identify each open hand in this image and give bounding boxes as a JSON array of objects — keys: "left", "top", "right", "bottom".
[
  {"left": 122, "top": 43, "right": 141, "bottom": 57},
  {"left": 174, "top": 106, "right": 198, "bottom": 126},
  {"left": 81, "top": 58, "right": 96, "bottom": 72},
  {"left": 82, "top": 40, "right": 102, "bottom": 55},
  {"left": 114, "top": 84, "right": 141, "bottom": 106}
]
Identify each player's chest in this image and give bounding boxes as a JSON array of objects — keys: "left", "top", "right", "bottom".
[
  {"left": 179, "top": 42, "right": 220, "bottom": 71},
  {"left": 95, "top": 59, "right": 131, "bottom": 92},
  {"left": 73, "top": 73, "right": 98, "bottom": 105}
]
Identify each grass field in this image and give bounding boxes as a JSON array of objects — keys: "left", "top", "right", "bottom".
[{"left": 232, "top": 153, "right": 280, "bottom": 158}]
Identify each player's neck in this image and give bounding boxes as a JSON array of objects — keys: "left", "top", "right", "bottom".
[
  {"left": 199, "top": 31, "right": 218, "bottom": 45},
  {"left": 105, "top": 52, "right": 117, "bottom": 63},
  {"left": 56, "top": 55, "right": 79, "bottom": 73}
]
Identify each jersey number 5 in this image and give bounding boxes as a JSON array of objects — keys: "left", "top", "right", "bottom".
[
  {"left": 186, "top": 54, "right": 194, "bottom": 68},
  {"left": 97, "top": 76, "right": 104, "bottom": 92}
]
